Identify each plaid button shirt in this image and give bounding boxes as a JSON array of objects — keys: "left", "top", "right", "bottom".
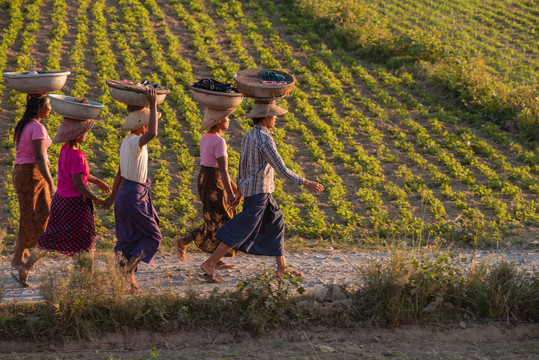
[{"left": 238, "top": 124, "right": 304, "bottom": 197}]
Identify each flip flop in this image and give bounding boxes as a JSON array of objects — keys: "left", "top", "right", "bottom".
[
  {"left": 11, "top": 270, "right": 30, "bottom": 287},
  {"left": 215, "top": 262, "right": 237, "bottom": 270},
  {"left": 200, "top": 273, "right": 223, "bottom": 283},
  {"left": 129, "top": 280, "right": 141, "bottom": 294}
]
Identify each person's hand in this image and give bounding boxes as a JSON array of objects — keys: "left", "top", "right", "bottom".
[
  {"left": 145, "top": 87, "right": 157, "bottom": 106},
  {"left": 103, "top": 196, "right": 114, "bottom": 210},
  {"left": 50, "top": 184, "right": 57, "bottom": 197},
  {"left": 230, "top": 190, "right": 242, "bottom": 209},
  {"left": 94, "top": 199, "right": 105, "bottom": 207},
  {"left": 97, "top": 180, "right": 112, "bottom": 195},
  {"left": 303, "top": 179, "right": 324, "bottom": 194},
  {"left": 226, "top": 190, "right": 235, "bottom": 206}
]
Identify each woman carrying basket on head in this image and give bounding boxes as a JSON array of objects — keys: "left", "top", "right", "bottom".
[
  {"left": 11, "top": 94, "right": 56, "bottom": 269},
  {"left": 173, "top": 113, "right": 241, "bottom": 269},
  {"left": 13, "top": 117, "right": 111, "bottom": 287},
  {"left": 104, "top": 88, "right": 162, "bottom": 292}
]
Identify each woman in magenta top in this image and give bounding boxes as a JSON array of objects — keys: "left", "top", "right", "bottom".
[
  {"left": 174, "top": 116, "right": 240, "bottom": 267},
  {"left": 11, "top": 94, "right": 56, "bottom": 269},
  {"left": 13, "top": 118, "right": 111, "bottom": 287}
]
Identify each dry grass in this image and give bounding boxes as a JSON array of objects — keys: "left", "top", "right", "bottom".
[{"left": 0, "top": 249, "right": 536, "bottom": 340}]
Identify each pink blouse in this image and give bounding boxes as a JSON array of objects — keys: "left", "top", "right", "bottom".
[
  {"left": 56, "top": 143, "right": 89, "bottom": 198},
  {"left": 15, "top": 120, "right": 51, "bottom": 165},
  {"left": 199, "top": 133, "right": 227, "bottom": 168}
]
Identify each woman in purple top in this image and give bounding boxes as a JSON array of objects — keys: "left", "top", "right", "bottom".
[
  {"left": 13, "top": 118, "right": 111, "bottom": 287},
  {"left": 11, "top": 94, "right": 56, "bottom": 269},
  {"left": 173, "top": 115, "right": 241, "bottom": 268}
]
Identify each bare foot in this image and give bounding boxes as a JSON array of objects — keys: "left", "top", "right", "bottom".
[
  {"left": 276, "top": 267, "right": 303, "bottom": 277},
  {"left": 200, "top": 261, "right": 216, "bottom": 276},
  {"left": 11, "top": 267, "right": 30, "bottom": 287},
  {"left": 173, "top": 237, "right": 187, "bottom": 262}
]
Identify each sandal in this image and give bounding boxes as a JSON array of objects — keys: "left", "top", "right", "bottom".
[
  {"left": 200, "top": 273, "right": 223, "bottom": 283},
  {"left": 215, "top": 261, "right": 237, "bottom": 270},
  {"left": 11, "top": 270, "right": 30, "bottom": 287},
  {"left": 129, "top": 280, "right": 141, "bottom": 294}
]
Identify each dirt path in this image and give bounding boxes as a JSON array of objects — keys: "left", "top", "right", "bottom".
[
  {"left": 2, "top": 249, "right": 538, "bottom": 303},
  {"left": 0, "top": 324, "right": 538, "bottom": 359}
]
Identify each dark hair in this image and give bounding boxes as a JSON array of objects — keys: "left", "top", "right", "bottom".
[
  {"left": 252, "top": 117, "right": 265, "bottom": 124},
  {"left": 14, "top": 96, "right": 48, "bottom": 145}
]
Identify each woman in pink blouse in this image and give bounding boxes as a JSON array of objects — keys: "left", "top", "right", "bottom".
[
  {"left": 174, "top": 116, "right": 240, "bottom": 268},
  {"left": 11, "top": 94, "right": 56, "bottom": 269},
  {"left": 12, "top": 118, "right": 111, "bottom": 287}
]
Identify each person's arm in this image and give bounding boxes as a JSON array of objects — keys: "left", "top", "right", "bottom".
[
  {"left": 138, "top": 88, "right": 158, "bottom": 147},
  {"left": 32, "top": 139, "right": 56, "bottom": 195},
  {"left": 88, "top": 174, "right": 112, "bottom": 195},
  {"left": 103, "top": 167, "right": 123, "bottom": 209},
  {"left": 259, "top": 138, "right": 304, "bottom": 185},
  {"left": 259, "top": 138, "right": 324, "bottom": 194},
  {"left": 216, "top": 156, "right": 237, "bottom": 206},
  {"left": 72, "top": 173, "right": 104, "bottom": 206}
]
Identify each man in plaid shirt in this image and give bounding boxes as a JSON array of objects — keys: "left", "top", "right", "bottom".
[{"left": 200, "top": 101, "right": 323, "bottom": 282}]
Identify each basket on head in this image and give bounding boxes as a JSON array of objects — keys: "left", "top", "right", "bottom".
[
  {"left": 3, "top": 70, "right": 70, "bottom": 93},
  {"left": 107, "top": 79, "right": 170, "bottom": 106},
  {"left": 233, "top": 69, "right": 295, "bottom": 100},
  {"left": 48, "top": 94, "right": 105, "bottom": 121},
  {"left": 189, "top": 84, "right": 243, "bottom": 131}
]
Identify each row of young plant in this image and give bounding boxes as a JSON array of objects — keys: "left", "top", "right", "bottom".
[
  {"left": 255, "top": 0, "right": 536, "bottom": 233},
  {"left": 290, "top": 0, "right": 538, "bottom": 142},
  {"left": 370, "top": 64, "right": 539, "bottom": 186}
]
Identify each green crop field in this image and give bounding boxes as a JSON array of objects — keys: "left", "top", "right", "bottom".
[{"left": 0, "top": 0, "right": 537, "bottom": 251}]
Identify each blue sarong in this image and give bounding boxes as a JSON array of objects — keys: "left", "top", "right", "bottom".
[
  {"left": 215, "top": 193, "right": 284, "bottom": 256},
  {"left": 114, "top": 178, "right": 161, "bottom": 265}
]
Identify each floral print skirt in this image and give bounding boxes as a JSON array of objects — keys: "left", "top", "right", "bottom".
[{"left": 191, "top": 166, "right": 236, "bottom": 257}]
